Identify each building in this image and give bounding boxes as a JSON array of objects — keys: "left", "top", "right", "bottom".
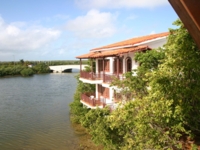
[{"left": 76, "top": 32, "right": 169, "bottom": 109}]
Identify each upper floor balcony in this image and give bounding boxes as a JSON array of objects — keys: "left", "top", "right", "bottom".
[
  {"left": 79, "top": 71, "right": 103, "bottom": 84},
  {"left": 80, "top": 71, "right": 122, "bottom": 84}
]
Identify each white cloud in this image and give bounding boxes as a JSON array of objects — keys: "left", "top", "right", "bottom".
[
  {"left": 65, "top": 9, "right": 116, "bottom": 38},
  {"left": 0, "top": 16, "right": 61, "bottom": 54},
  {"left": 75, "top": 0, "right": 168, "bottom": 9}
]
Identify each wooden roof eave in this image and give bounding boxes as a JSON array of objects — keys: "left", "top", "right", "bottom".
[
  {"left": 90, "top": 46, "right": 151, "bottom": 58},
  {"left": 168, "top": 0, "right": 200, "bottom": 49}
]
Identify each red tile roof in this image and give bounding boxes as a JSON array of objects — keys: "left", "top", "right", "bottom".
[
  {"left": 76, "top": 45, "right": 151, "bottom": 59},
  {"left": 76, "top": 32, "right": 168, "bottom": 59},
  {"left": 91, "top": 32, "right": 169, "bottom": 51}
]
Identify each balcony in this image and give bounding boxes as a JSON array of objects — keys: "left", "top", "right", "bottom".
[
  {"left": 80, "top": 71, "right": 103, "bottom": 84},
  {"left": 80, "top": 93, "right": 106, "bottom": 109},
  {"left": 80, "top": 71, "right": 125, "bottom": 85}
]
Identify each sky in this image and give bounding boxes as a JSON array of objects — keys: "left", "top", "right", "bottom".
[{"left": 0, "top": 0, "right": 178, "bottom": 61}]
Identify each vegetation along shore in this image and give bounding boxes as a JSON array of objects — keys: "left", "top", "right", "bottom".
[
  {"left": 0, "top": 60, "right": 87, "bottom": 77},
  {"left": 70, "top": 20, "right": 200, "bottom": 149}
]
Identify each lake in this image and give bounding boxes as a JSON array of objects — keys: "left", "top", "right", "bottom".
[{"left": 0, "top": 73, "right": 83, "bottom": 150}]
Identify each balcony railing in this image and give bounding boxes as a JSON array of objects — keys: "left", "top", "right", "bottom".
[
  {"left": 81, "top": 93, "right": 106, "bottom": 108},
  {"left": 80, "top": 71, "right": 124, "bottom": 84},
  {"left": 80, "top": 71, "right": 102, "bottom": 80}
]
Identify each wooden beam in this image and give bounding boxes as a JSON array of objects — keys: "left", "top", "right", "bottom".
[
  {"left": 168, "top": 0, "right": 200, "bottom": 49},
  {"left": 182, "top": 0, "right": 200, "bottom": 31},
  {"left": 91, "top": 59, "right": 93, "bottom": 72},
  {"left": 91, "top": 59, "right": 93, "bottom": 80}
]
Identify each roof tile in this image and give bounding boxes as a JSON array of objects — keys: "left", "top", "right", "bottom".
[
  {"left": 91, "top": 32, "right": 169, "bottom": 51},
  {"left": 76, "top": 32, "right": 168, "bottom": 59},
  {"left": 76, "top": 45, "right": 151, "bottom": 59}
]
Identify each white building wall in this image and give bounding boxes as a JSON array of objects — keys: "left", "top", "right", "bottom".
[
  {"left": 131, "top": 53, "right": 139, "bottom": 70},
  {"left": 136, "top": 37, "right": 167, "bottom": 49},
  {"left": 110, "top": 87, "right": 114, "bottom": 102}
]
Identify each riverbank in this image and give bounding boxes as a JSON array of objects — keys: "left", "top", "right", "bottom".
[
  {"left": 0, "top": 62, "right": 50, "bottom": 77},
  {"left": 71, "top": 123, "right": 103, "bottom": 150}
]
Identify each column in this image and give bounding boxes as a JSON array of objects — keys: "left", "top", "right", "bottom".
[
  {"left": 91, "top": 59, "right": 93, "bottom": 79},
  {"left": 96, "top": 84, "right": 98, "bottom": 99},
  {"left": 110, "top": 87, "right": 114, "bottom": 102},
  {"left": 117, "top": 57, "right": 119, "bottom": 78},
  {"left": 103, "top": 57, "right": 105, "bottom": 82},
  {"left": 110, "top": 57, "right": 114, "bottom": 74},
  {"left": 80, "top": 58, "right": 82, "bottom": 77}
]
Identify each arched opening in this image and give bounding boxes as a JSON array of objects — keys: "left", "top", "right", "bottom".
[{"left": 126, "top": 57, "right": 132, "bottom": 72}]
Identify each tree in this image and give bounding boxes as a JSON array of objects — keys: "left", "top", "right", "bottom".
[
  {"left": 121, "top": 19, "right": 200, "bottom": 149},
  {"left": 109, "top": 19, "right": 200, "bottom": 149},
  {"left": 20, "top": 59, "right": 24, "bottom": 65},
  {"left": 20, "top": 68, "right": 34, "bottom": 76},
  {"left": 149, "top": 19, "right": 200, "bottom": 135},
  {"left": 80, "top": 108, "right": 117, "bottom": 149},
  {"left": 83, "top": 59, "right": 96, "bottom": 72},
  {"left": 111, "top": 48, "right": 165, "bottom": 100},
  {"left": 33, "top": 63, "right": 50, "bottom": 73}
]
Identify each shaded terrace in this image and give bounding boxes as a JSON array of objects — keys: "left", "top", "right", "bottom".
[{"left": 76, "top": 45, "right": 151, "bottom": 83}]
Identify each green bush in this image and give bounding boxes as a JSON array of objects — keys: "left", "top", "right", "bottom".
[
  {"left": 20, "top": 68, "right": 34, "bottom": 76},
  {"left": 33, "top": 63, "right": 50, "bottom": 74}
]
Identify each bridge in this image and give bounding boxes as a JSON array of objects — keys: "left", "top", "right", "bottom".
[{"left": 49, "top": 65, "right": 88, "bottom": 73}]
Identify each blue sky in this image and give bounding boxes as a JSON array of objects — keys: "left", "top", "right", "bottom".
[{"left": 0, "top": 0, "right": 178, "bottom": 61}]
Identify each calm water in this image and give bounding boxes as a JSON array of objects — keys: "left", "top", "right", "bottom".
[{"left": 0, "top": 73, "right": 81, "bottom": 150}]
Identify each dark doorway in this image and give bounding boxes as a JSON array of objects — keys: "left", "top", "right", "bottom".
[{"left": 126, "top": 57, "right": 132, "bottom": 72}]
